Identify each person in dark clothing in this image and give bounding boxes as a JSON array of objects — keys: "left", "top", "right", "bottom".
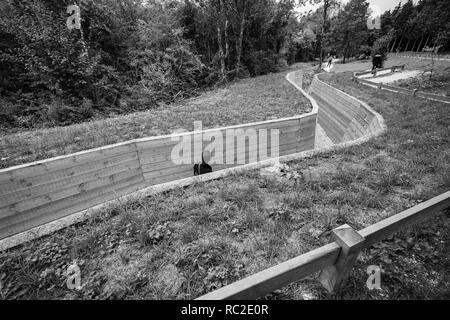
[{"left": 372, "top": 54, "right": 382, "bottom": 70}]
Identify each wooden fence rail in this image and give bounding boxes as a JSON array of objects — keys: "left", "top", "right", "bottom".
[
  {"left": 354, "top": 65, "right": 405, "bottom": 77},
  {"left": 197, "top": 191, "right": 450, "bottom": 300},
  {"left": 354, "top": 77, "right": 450, "bottom": 104}
]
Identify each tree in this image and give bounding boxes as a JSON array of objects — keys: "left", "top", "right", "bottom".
[
  {"left": 0, "top": 0, "right": 303, "bottom": 129},
  {"left": 328, "top": 0, "right": 369, "bottom": 63},
  {"left": 305, "top": 0, "right": 340, "bottom": 69}
]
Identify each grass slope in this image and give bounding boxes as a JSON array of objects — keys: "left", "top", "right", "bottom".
[
  {"left": 1, "top": 66, "right": 449, "bottom": 300},
  {"left": 0, "top": 68, "right": 311, "bottom": 169}
]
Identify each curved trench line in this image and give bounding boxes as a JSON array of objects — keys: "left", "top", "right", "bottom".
[{"left": 0, "top": 71, "right": 386, "bottom": 251}]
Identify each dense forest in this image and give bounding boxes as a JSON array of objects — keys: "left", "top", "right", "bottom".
[
  {"left": 378, "top": 0, "right": 450, "bottom": 53},
  {"left": 0, "top": 0, "right": 449, "bottom": 130}
]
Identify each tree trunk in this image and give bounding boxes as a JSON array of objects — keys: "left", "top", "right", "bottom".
[
  {"left": 423, "top": 34, "right": 431, "bottom": 50},
  {"left": 343, "top": 38, "right": 350, "bottom": 64},
  {"left": 416, "top": 34, "right": 424, "bottom": 52},
  {"left": 398, "top": 34, "right": 404, "bottom": 51},
  {"left": 405, "top": 39, "right": 411, "bottom": 52},
  {"left": 217, "top": 24, "right": 226, "bottom": 82},
  {"left": 386, "top": 37, "right": 394, "bottom": 53},
  {"left": 390, "top": 37, "right": 397, "bottom": 53},
  {"left": 216, "top": 0, "right": 226, "bottom": 82},
  {"left": 235, "top": 13, "right": 245, "bottom": 78},
  {"left": 411, "top": 38, "right": 418, "bottom": 52},
  {"left": 278, "top": 35, "right": 290, "bottom": 67},
  {"left": 317, "top": 1, "right": 330, "bottom": 70},
  {"left": 225, "top": 19, "right": 230, "bottom": 65}
]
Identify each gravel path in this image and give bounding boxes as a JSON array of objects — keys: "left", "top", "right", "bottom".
[{"left": 364, "top": 70, "right": 422, "bottom": 83}]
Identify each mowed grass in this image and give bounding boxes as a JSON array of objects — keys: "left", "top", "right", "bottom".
[
  {"left": 0, "top": 66, "right": 449, "bottom": 300},
  {"left": 0, "top": 68, "right": 311, "bottom": 169}
]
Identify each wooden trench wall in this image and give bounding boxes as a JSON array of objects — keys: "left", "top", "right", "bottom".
[
  {"left": 0, "top": 70, "right": 386, "bottom": 242},
  {"left": 309, "top": 76, "right": 384, "bottom": 144},
  {"left": 0, "top": 71, "right": 318, "bottom": 240}
]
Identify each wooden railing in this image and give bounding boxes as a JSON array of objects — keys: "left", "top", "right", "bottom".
[
  {"left": 197, "top": 191, "right": 450, "bottom": 300},
  {"left": 354, "top": 65, "right": 405, "bottom": 77},
  {"left": 354, "top": 77, "right": 450, "bottom": 104}
]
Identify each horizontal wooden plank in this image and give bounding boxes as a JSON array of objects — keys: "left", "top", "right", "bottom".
[
  {"left": 312, "top": 93, "right": 353, "bottom": 130},
  {"left": 416, "top": 92, "right": 450, "bottom": 103},
  {"left": 136, "top": 118, "right": 302, "bottom": 152},
  {"left": 136, "top": 137, "right": 181, "bottom": 152},
  {"left": 354, "top": 65, "right": 404, "bottom": 77},
  {"left": 0, "top": 143, "right": 137, "bottom": 182},
  {"left": 218, "top": 118, "right": 301, "bottom": 133},
  {"left": 0, "top": 156, "right": 140, "bottom": 208},
  {"left": 141, "top": 137, "right": 311, "bottom": 183},
  {"left": 0, "top": 166, "right": 141, "bottom": 219},
  {"left": 359, "top": 191, "right": 450, "bottom": 249},
  {"left": 140, "top": 130, "right": 304, "bottom": 173},
  {"left": 145, "top": 170, "right": 194, "bottom": 186},
  {"left": 143, "top": 148, "right": 315, "bottom": 186},
  {"left": 137, "top": 125, "right": 301, "bottom": 165},
  {"left": 318, "top": 109, "right": 347, "bottom": 143},
  {"left": 0, "top": 175, "right": 145, "bottom": 239},
  {"left": 0, "top": 151, "right": 139, "bottom": 195},
  {"left": 196, "top": 243, "right": 341, "bottom": 300},
  {"left": 317, "top": 94, "right": 355, "bottom": 127},
  {"left": 143, "top": 164, "right": 194, "bottom": 180},
  {"left": 133, "top": 114, "right": 308, "bottom": 144}
]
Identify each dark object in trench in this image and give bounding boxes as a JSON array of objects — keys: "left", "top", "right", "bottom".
[{"left": 194, "top": 154, "right": 213, "bottom": 176}]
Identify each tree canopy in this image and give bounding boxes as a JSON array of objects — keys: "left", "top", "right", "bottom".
[{"left": 0, "top": 0, "right": 448, "bottom": 130}]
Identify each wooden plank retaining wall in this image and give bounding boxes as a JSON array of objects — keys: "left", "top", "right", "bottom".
[
  {"left": 0, "top": 71, "right": 318, "bottom": 240},
  {"left": 310, "top": 76, "right": 382, "bottom": 144}
]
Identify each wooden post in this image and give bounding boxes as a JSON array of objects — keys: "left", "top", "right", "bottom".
[{"left": 319, "top": 224, "right": 365, "bottom": 293}]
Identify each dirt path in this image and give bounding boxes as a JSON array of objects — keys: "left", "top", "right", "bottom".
[{"left": 362, "top": 70, "right": 422, "bottom": 83}]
